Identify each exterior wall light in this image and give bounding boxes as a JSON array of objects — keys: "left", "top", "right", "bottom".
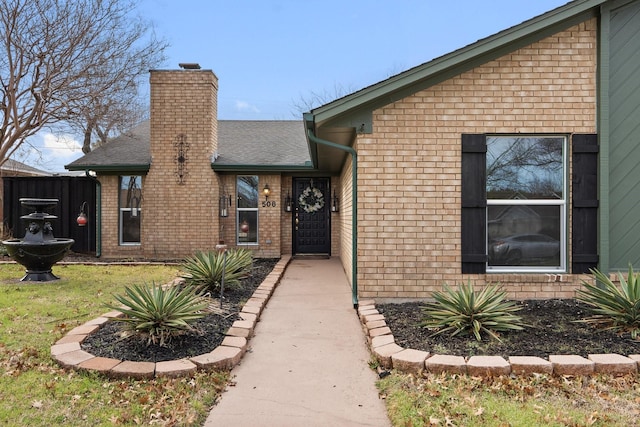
[
  {"left": 331, "top": 190, "right": 339, "bottom": 212},
  {"left": 76, "top": 201, "right": 88, "bottom": 226},
  {"left": 219, "top": 193, "right": 231, "bottom": 217},
  {"left": 284, "top": 191, "right": 292, "bottom": 212},
  {"left": 263, "top": 183, "right": 271, "bottom": 201}
]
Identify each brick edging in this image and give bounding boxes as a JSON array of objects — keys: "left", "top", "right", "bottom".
[
  {"left": 51, "top": 256, "right": 292, "bottom": 379},
  {"left": 358, "top": 299, "right": 640, "bottom": 377}
]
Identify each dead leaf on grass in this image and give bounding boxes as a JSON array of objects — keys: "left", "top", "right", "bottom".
[{"left": 586, "top": 411, "right": 599, "bottom": 425}]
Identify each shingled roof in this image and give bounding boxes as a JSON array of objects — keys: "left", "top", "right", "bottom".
[
  {"left": 213, "top": 120, "right": 311, "bottom": 171},
  {"left": 65, "top": 121, "right": 151, "bottom": 172},
  {"left": 1, "top": 158, "right": 50, "bottom": 176},
  {"left": 65, "top": 120, "right": 310, "bottom": 172}
]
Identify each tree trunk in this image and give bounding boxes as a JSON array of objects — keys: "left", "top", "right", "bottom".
[{"left": 82, "top": 121, "right": 94, "bottom": 154}]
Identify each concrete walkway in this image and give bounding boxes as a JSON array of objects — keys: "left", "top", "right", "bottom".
[{"left": 204, "top": 257, "right": 391, "bottom": 427}]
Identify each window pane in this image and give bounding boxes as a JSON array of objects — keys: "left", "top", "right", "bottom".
[
  {"left": 120, "top": 176, "right": 142, "bottom": 245},
  {"left": 121, "top": 210, "right": 141, "bottom": 243},
  {"left": 488, "top": 205, "right": 561, "bottom": 267},
  {"left": 487, "top": 137, "right": 563, "bottom": 200},
  {"left": 238, "top": 211, "right": 258, "bottom": 244},
  {"left": 237, "top": 176, "right": 258, "bottom": 208},
  {"left": 120, "top": 176, "right": 142, "bottom": 208}
]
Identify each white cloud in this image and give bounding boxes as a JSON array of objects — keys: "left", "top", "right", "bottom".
[
  {"left": 42, "top": 133, "right": 83, "bottom": 157},
  {"left": 18, "top": 132, "right": 84, "bottom": 172},
  {"left": 234, "top": 100, "right": 260, "bottom": 113}
]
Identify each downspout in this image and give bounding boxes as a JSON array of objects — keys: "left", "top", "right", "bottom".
[
  {"left": 305, "top": 128, "right": 358, "bottom": 309},
  {"left": 85, "top": 170, "right": 102, "bottom": 258}
]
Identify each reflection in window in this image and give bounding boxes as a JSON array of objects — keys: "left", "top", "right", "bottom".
[
  {"left": 237, "top": 176, "right": 258, "bottom": 244},
  {"left": 486, "top": 136, "right": 566, "bottom": 271},
  {"left": 487, "top": 136, "right": 563, "bottom": 200},
  {"left": 119, "top": 176, "right": 142, "bottom": 245}
]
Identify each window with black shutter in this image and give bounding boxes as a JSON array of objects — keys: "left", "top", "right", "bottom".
[{"left": 461, "top": 133, "right": 593, "bottom": 274}]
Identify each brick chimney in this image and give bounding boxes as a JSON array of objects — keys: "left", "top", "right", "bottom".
[{"left": 143, "top": 65, "right": 221, "bottom": 257}]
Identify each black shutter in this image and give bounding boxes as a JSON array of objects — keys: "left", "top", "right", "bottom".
[
  {"left": 461, "top": 134, "right": 487, "bottom": 273},
  {"left": 572, "top": 134, "right": 599, "bottom": 273}
]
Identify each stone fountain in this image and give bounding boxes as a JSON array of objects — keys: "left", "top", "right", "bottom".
[{"left": 2, "top": 198, "right": 75, "bottom": 281}]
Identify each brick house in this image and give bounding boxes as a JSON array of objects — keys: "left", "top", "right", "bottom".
[{"left": 67, "top": 0, "right": 640, "bottom": 305}]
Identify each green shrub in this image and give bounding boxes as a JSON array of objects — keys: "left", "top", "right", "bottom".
[
  {"left": 421, "top": 281, "right": 525, "bottom": 341},
  {"left": 108, "top": 283, "right": 209, "bottom": 346},
  {"left": 576, "top": 265, "right": 640, "bottom": 339},
  {"left": 180, "top": 248, "right": 253, "bottom": 294}
]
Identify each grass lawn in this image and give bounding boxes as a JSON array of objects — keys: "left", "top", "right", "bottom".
[
  {"left": 0, "top": 262, "right": 229, "bottom": 426},
  {"left": 5, "top": 260, "right": 640, "bottom": 426},
  {"left": 378, "top": 371, "right": 640, "bottom": 426}
]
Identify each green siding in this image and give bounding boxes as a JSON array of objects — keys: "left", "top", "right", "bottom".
[{"left": 609, "top": 0, "right": 640, "bottom": 269}]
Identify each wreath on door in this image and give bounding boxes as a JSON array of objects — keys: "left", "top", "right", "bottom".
[{"left": 298, "top": 186, "right": 325, "bottom": 213}]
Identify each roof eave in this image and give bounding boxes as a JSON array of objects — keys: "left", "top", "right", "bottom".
[
  {"left": 211, "top": 163, "right": 315, "bottom": 173},
  {"left": 65, "top": 164, "right": 151, "bottom": 173}
]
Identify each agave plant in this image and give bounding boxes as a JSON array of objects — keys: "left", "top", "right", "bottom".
[
  {"left": 421, "top": 281, "right": 525, "bottom": 342},
  {"left": 108, "top": 283, "right": 209, "bottom": 346},
  {"left": 576, "top": 264, "right": 640, "bottom": 339},
  {"left": 180, "top": 248, "right": 253, "bottom": 294}
]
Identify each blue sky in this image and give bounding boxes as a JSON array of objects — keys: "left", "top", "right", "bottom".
[{"left": 22, "top": 0, "right": 568, "bottom": 172}]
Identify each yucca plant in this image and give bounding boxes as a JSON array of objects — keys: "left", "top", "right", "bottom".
[
  {"left": 421, "top": 281, "right": 525, "bottom": 342},
  {"left": 107, "top": 283, "right": 210, "bottom": 346},
  {"left": 576, "top": 264, "right": 640, "bottom": 339},
  {"left": 180, "top": 248, "right": 253, "bottom": 294}
]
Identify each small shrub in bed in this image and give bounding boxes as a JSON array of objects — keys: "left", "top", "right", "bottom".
[
  {"left": 421, "top": 281, "right": 525, "bottom": 342},
  {"left": 577, "top": 264, "right": 640, "bottom": 339},
  {"left": 107, "top": 283, "right": 209, "bottom": 346},
  {"left": 180, "top": 248, "right": 253, "bottom": 294}
]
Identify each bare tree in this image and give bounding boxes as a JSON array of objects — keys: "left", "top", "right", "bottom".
[
  {"left": 76, "top": 88, "right": 148, "bottom": 154},
  {"left": 0, "top": 0, "right": 167, "bottom": 166},
  {"left": 291, "top": 83, "right": 357, "bottom": 116},
  {"left": 487, "top": 137, "right": 563, "bottom": 198},
  {"left": 291, "top": 64, "right": 406, "bottom": 117}
]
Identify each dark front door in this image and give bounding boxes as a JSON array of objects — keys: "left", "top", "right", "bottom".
[{"left": 293, "top": 177, "right": 331, "bottom": 255}]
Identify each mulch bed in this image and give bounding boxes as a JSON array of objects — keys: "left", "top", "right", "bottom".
[
  {"left": 378, "top": 299, "right": 640, "bottom": 359},
  {"left": 81, "top": 258, "right": 278, "bottom": 362}
]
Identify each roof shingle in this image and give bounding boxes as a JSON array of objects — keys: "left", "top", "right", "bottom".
[{"left": 66, "top": 120, "right": 310, "bottom": 171}]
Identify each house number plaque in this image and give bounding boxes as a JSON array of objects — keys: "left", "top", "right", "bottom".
[{"left": 262, "top": 201, "right": 277, "bottom": 208}]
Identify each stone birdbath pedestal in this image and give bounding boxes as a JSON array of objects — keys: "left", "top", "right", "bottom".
[{"left": 2, "top": 198, "right": 75, "bottom": 281}]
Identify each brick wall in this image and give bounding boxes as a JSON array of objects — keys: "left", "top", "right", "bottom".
[
  {"left": 140, "top": 69, "right": 221, "bottom": 258},
  {"left": 256, "top": 174, "right": 282, "bottom": 258},
  {"left": 356, "top": 19, "right": 597, "bottom": 300},
  {"left": 99, "top": 175, "right": 136, "bottom": 257},
  {"left": 218, "top": 173, "right": 283, "bottom": 258},
  {"left": 338, "top": 161, "right": 353, "bottom": 275},
  {"left": 95, "top": 69, "right": 223, "bottom": 260}
]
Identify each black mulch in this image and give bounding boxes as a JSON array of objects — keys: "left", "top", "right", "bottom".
[
  {"left": 378, "top": 299, "right": 640, "bottom": 359},
  {"left": 81, "top": 258, "right": 278, "bottom": 362}
]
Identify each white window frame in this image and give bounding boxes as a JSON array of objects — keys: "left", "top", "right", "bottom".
[
  {"left": 236, "top": 175, "right": 259, "bottom": 245},
  {"left": 486, "top": 135, "right": 568, "bottom": 273},
  {"left": 119, "top": 175, "right": 142, "bottom": 246}
]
